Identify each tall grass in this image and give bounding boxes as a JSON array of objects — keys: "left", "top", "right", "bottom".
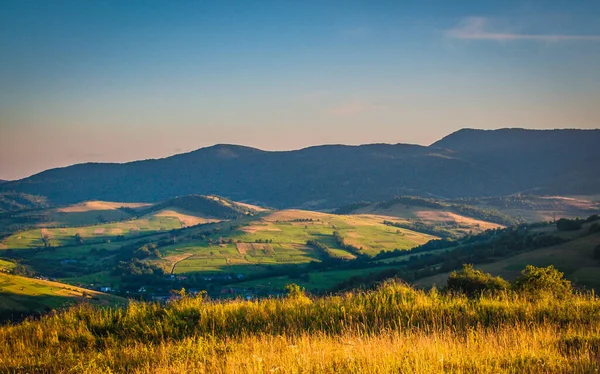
[{"left": 1, "top": 280, "right": 600, "bottom": 373}]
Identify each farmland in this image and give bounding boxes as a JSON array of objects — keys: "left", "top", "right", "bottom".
[
  {"left": 1, "top": 194, "right": 599, "bottom": 314},
  {"left": 0, "top": 198, "right": 441, "bottom": 302},
  {"left": 0, "top": 272, "right": 124, "bottom": 318}
]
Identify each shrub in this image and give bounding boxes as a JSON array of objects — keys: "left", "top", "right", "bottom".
[
  {"left": 556, "top": 218, "right": 582, "bottom": 231},
  {"left": 446, "top": 264, "right": 509, "bottom": 296},
  {"left": 513, "top": 265, "right": 572, "bottom": 297},
  {"left": 594, "top": 245, "right": 600, "bottom": 260},
  {"left": 285, "top": 283, "right": 306, "bottom": 298}
]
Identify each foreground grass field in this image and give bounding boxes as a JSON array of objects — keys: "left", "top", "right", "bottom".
[{"left": 1, "top": 276, "right": 599, "bottom": 373}]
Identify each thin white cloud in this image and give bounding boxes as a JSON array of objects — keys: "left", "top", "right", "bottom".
[{"left": 447, "top": 17, "right": 600, "bottom": 42}]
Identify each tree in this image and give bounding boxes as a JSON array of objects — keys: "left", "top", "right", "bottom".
[
  {"left": 74, "top": 233, "right": 84, "bottom": 245},
  {"left": 556, "top": 218, "right": 582, "bottom": 232},
  {"left": 594, "top": 245, "right": 600, "bottom": 261},
  {"left": 446, "top": 264, "right": 509, "bottom": 296},
  {"left": 133, "top": 245, "right": 151, "bottom": 259},
  {"left": 513, "top": 265, "right": 572, "bottom": 297}
]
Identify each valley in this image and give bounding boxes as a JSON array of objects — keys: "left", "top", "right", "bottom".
[{"left": 1, "top": 191, "right": 599, "bottom": 315}]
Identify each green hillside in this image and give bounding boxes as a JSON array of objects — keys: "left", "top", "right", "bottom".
[
  {"left": 415, "top": 220, "right": 600, "bottom": 290},
  {"left": 0, "top": 199, "right": 439, "bottom": 297},
  {"left": 0, "top": 272, "right": 124, "bottom": 319}
]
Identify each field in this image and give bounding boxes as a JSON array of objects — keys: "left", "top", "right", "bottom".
[
  {"left": 4, "top": 195, "right": 598, "bottom": 304},
  {"left": 1, "top": 279, "right": 599, "bottom": 373},
  {"left": 3, "top": 215, "right": 183, "bottom": 249},
  {"left": 0, "top": 272, "right": 124, "bottom": 315},
  {"left": 416, "top": 228, "right": 600, "bottom": 289},
  {"left": 160, "top": 210, "right": 436, "bottom": 277},
  {"left": 459, "top": 195, "right": 600, "bottom": 222},
  {"left": 234, "top": 265, "right": 402, "bottom": 292},
  {"left": 351, "top": 203, "right": 503, "bottom": 234},
  {"left": 0, "top": 259, "right": 15, "bottom": 271},
  {"left": 0, "top": 201, "right": 439, "bottom": 295}
]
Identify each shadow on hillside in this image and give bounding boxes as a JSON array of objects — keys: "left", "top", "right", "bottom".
[{"left": 0, "top": 292, "right": 86, "bottom": 324}]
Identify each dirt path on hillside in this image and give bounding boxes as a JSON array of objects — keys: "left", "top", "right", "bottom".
[{"left": 166, "top": 254, "right": 195, "bottom": 274}]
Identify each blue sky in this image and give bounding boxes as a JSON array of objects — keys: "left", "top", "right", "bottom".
[{"left": 1, "top": 0, "right": 599, "bottom": 179}]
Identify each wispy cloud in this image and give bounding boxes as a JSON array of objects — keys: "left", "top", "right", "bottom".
[{"left": 447, "top": 17, "right": 600, "bottom": 42}]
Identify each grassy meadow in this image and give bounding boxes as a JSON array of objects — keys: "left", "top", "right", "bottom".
[
  {"left": 1, "top": 278, "right": 599, "bottom": 373},
  {"left": 0, "top": 272, "right": 124, "bottom": 315},
  {"left": 1, "top": 203, "right": 438, "bottom": 293},
  {"left": 417, "top": 229, "right": 600, "bottom": 290},
  {"left": 3, "top": 215, "right": 183, "bottom": 250},
  {"left": 162, "top": 211, "right": 436, "bottom": 276}
]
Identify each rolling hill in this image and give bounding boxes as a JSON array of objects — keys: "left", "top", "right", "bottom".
[
  {"left": 0, "top": 192, "right": 49, "bottom": 213},
  {"left": 0, "top": 197, "right": 443, "bottom": 294},
  {"left": 415, "top": 220, "right": 600, "bottom": 290},
  {"left": 2, "top": 129, "right": 599, "bottom": 209},
  {"left": 0, "top": 272, "right": 125, "bottom": 321},
  {"left": 142, "top": 194, "right": 263, "bottom": 220}
]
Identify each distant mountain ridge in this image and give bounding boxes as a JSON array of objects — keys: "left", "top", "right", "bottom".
[{"left": 2, "top": 128, "right": 599, "bottom": 208}]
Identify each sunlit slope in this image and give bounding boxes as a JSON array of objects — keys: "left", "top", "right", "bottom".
[
  {"left": 2, "top": 215, "right": 184, "bottom": 250},
  {"left": 159, "top": 209, "right": 436, "bottom": 275},
  {"left": 0, "top": 273, "right": 124, "bottom": 315},
  {"left": 415, "top": 226, "right": 600, "bottom": 289},
  {"left": 336, "top": 198, "right": 506, "bottom": 237},
  {"left": 455, "top": 195, "right": 600, "bottom": 222},
  {"left": 1, "top": 195, "right": 262, "bottom": 250},
  {"left": 0, "top": 204, "right": 436, "bottom": 288}
]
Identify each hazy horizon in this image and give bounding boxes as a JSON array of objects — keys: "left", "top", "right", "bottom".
[
  {"left": 2, "top": 126, "right": 599, "bottom": 181},
  {"left": 2, "top": 0, "right": 600, "bottom": 180}
]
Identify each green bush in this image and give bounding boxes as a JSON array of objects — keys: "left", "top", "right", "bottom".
[
  {"left": 594, "top": 245, "right": 600, "bottom": 260},
  {"left": 513, "top": 265, "right": 572, "bottom": 297},
  {"left": 446, "top": 264, "right": 509, "bottom": 296},
  {"left": 285, "top": 283, "right": 307, "bottom": 298},
  {"left": 556, "top": 218, "right": 583, "bottom": 231}
]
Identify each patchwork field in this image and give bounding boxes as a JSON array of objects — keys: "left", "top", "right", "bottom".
[
  {"left": 461, "top": 195, "right": 600, "bottom": 222},
  {"left": 346, "top": 204, "right": 503, "bottom": 235},
  {"left": 156, "top": 210, "right": 436, "bottom": 276},
  {"left": 3, "top": 195, "right": 548, "bottom": 297},
  {"left": 152, "top": 209, "right": 219, "bottom": 226}
]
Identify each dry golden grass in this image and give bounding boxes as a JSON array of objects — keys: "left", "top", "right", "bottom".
[
  {"left": 153, "top": 209, "right": 219, "bottom": 227},
  {"left": 241, "top": 222, "right": 282, "bottom": 233},
  {"left": 263, "top": 209, "right": 332, "bottom": 222},
  {"left": 234, "top": 201, "right": 268, "bottom": 212},
  {"left": 354, "top": 204, "right": 503, "bottom": 234},
  {"left": 57, "top": 201, "right": 151, "bottom": 213},
  {"left": 1, "top": 280, "right": 600, "bottom": 373},
  {"left": 235, "top": 242, "right": 272, "bottom": 255}
]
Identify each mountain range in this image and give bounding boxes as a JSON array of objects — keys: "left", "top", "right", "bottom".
[{"left": 1, "top": 128, "right": 599, "bottom": 209}]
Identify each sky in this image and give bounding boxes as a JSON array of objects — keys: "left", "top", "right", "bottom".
[{"left": 1, "top": 0, "right": 600, "bottom": 180}]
